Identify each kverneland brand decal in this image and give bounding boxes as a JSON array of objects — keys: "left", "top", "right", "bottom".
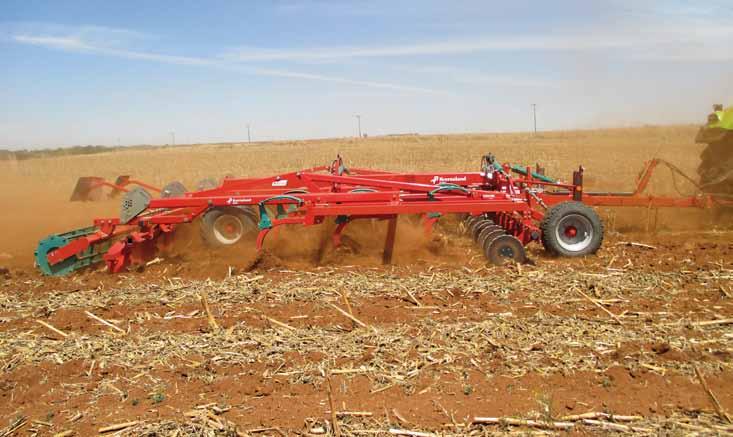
[
  {"left": 430, "top": 175, "right": 467, "bottom": 184},
  {"left": 226, "top": 198, "right": 253, "bottom": 205}
]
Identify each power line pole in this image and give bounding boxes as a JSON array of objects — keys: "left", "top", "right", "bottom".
[
  {"left": 532, "top": 104, "right": 537, "bottom": 134},
  {"left": 170, "top": 131, "right": 176, "bottom": 146},
  {"left": 247, "top": 124, "right": 251, "bottom": 143},
  {"left": 355, "top": 114, "right": 362, "bottom": 138}
]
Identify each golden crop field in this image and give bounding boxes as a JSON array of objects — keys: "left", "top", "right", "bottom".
[{"left": 2, "top": 125, "right": 704, "bottom": 189}]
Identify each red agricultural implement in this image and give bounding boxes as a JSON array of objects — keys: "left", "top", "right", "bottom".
[{"left": 37, "top": 155, "right": 731, "bottom": 276}]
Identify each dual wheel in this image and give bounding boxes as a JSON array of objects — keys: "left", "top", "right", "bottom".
[{"left": 540, "top": 201, "right": 604, "bottom": 257}]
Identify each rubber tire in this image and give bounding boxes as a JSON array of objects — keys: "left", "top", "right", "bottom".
[
  {"left": 698, "top": 139, "right": 733, "bottom": 193},
  {"left": 200, "top": 206, "right": 257, "bottom": 247},
  {"left": 484, "top": 234, "right": 526, "bottom": 265},
  {"left": 540, "top": 201, "right": 604, "bottom": 257}
]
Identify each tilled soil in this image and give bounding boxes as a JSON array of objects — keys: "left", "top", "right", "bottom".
[{"left": 1, "top": 230, "right": 732, "bottom": 436}]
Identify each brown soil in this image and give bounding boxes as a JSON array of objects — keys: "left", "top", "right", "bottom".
[{"left": 1, "top": 228, "right": 732, "bottom": 435}]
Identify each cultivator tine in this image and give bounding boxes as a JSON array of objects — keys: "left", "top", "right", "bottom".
[
  {"left": 382, "top": 216, "right": 398, "bottom": 264},
  {"left": 313, "top": 220, "right": 334, "bottom": 264},
  {"left": 331, "top": 217, "right": 349, "bottom": 248}
]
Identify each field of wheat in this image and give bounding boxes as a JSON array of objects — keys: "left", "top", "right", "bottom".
[{"left": 1, "top": 126, "right": 732, "bottom": 436}]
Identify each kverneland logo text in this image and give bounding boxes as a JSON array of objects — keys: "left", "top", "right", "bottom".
[{"left": 430, "top": 175, "right": 467, "bottom": 184}]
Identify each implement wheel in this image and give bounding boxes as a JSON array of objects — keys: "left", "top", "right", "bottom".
[
  {"left": 540, "top": 201, "right": 604, "bottom": 257},
  {"left": 484, "top": 234, "right": 526, "bottom": 265},
  {"left": 698, "top": 140, "right": 733, "bottom": 194},
  {"left": 200, "top": 206, "right": 257, "bottom": 246}
]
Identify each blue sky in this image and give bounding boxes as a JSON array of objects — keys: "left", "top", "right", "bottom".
[{"left": 1, "top": 0, "right": 732, "bottom": 149}]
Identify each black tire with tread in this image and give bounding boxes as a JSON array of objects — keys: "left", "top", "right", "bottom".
[
  {"left": 540, "top": 201, "right": 604, "bottom": 257},
  {"left": 697, "top": 139, "right": 733, "bottom": 193}
]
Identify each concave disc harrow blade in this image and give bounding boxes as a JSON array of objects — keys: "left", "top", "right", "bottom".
[
  {"left": 471, "top": 219, "right": 495, "bottom": 241},
  {"left": 484, "top": 234, "right": 527, "bottom": 265}
]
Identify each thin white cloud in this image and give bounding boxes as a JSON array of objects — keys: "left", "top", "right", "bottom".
[
  {"left": 11, "top": 28, "right": 443, "bottom": 94},
  {"left": 220, "top": 24, "right": 733, "bottom": 63},
  {"left": 218, "top": 37, "right": 610, "bottom": 63},
  {"left": 14, "top": 34, "right": 218, "bottom": 66},
  {"left": 14, "top": 35, "right": 94, "bottom": 51},
  {"left": 396, "top": 65, "right": 555, "bottom": 88},
  {"left": 249, "top": 67, "right": 449, "bottom": 94},
  {"left": 275, "top": 1, "right": 384, "bottom": 16},
  {"left": 10, "top": 12, "right": 732, "bottom": 101}
]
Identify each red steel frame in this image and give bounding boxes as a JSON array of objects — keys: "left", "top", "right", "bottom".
[
  {"left": 47, "top": 156, "right": 731, "bottom": 274},
  {"left": 70, "top": 175, "right": 161, "bottom": 201},
  {"left": 105, "top": 176, "right": 161, "bottom": 195}
]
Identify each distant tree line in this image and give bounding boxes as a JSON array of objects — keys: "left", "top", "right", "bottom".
[
  {"left": 0, "top": 145, "right": 116, "bottom": 160},
  {"left": 0, "top": 145, "right": 169, "bottom": 161}
]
